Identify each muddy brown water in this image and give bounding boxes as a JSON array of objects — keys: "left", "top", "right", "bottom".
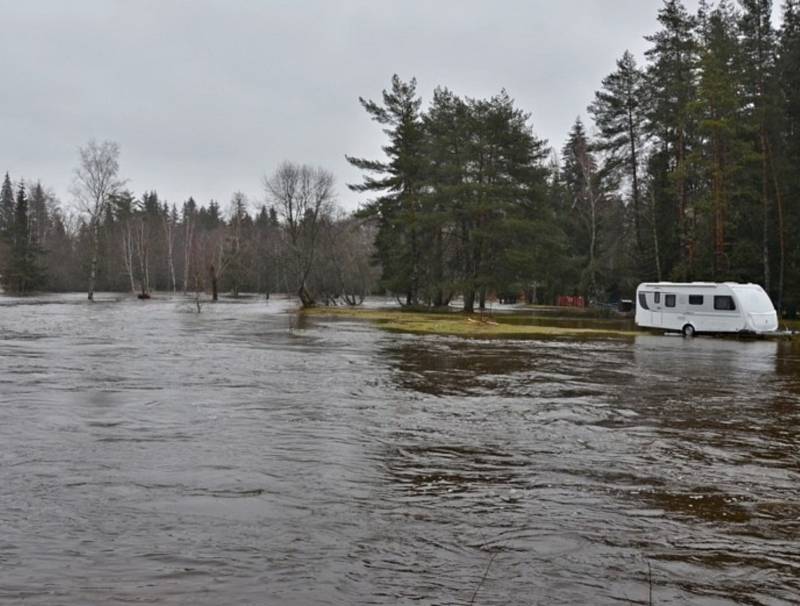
[{"left": 1, "top": 295, "right": 798, "bottom": 605}]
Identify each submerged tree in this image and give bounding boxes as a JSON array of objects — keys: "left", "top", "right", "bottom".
[
  {"left": 71, "top": 139, "right": 126, "bottom": 300},
  {"left": 264, "top": 161, "right": 336, "bottom": 307}
]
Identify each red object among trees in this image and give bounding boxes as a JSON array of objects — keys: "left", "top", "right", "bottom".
[{"left": 557, "top": 295, "right": 586, "bottom": 307}]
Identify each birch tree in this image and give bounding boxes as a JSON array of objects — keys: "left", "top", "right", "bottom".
[
  {"left": 71, "top": 139, "right": 126, "bottom": 300},
  {"left": 163, "top": 203, "right": 178, "bottom": 293}
]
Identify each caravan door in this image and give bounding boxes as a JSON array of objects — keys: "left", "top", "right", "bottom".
[{"left": 650, "top": 291, "right": 663, "bottom": 327}]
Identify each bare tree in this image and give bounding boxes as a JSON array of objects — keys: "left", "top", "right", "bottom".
[
  {"left": 264, "top": 162, "right": 335, "bottom": 307},
  {"left": 71, "top": 139, "right": 126, "bottom": 300},
  {"left": 315, "top": 214, "right": 377, "bottom": 305}
]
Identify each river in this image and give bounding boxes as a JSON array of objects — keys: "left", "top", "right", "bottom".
[{"left": 0, "top": 295, "right": 798, "bottom": 605}]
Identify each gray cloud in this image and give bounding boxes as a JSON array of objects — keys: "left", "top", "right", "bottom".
[{"left": 0, "top": 0, "right": 782, "bottom": 214}]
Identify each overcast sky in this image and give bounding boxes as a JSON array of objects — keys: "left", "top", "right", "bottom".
[{"left": 0, "top": 1, "right": 784, "bottom": 215}]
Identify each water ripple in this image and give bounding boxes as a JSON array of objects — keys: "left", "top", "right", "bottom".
[{"left": 0, "top": 294, "right": 798, "bottom": 604}]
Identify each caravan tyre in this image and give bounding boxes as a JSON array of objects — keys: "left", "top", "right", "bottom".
[{"left": 682, "top": 324, "right": 696, "bottom": 338}]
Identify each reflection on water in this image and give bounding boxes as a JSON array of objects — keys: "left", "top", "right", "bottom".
[{"left": 1, "top": 295, "right": 799, "bottom": 605}]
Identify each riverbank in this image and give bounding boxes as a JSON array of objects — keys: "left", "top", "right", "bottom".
[{"left": 301, "top": 306, "right": 641, "bottom": 339}]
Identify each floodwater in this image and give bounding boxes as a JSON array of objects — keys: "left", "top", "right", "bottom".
[{"left": 1, "top": 295, "right": 798, "bottom": 605}]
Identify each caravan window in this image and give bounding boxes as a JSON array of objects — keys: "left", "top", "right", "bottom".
[
  {"left": 689, "top": 295, "right": 704, "bottom": 305},
  {"left": 638, "top": 293, "right": 649, "bottom": 310},
  {"left": 654, "top": 292, "right": 661, "bottom": 303},
  {"left": 714, "top": 295, "right": 736, "bottom": 311},
  {"left": 665, "top": 294, "right": 676, "bottom": 307}
]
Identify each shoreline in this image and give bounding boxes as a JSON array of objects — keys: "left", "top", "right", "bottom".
[{"left": 300, "top": 306, "right": 641, "bottom": 340}]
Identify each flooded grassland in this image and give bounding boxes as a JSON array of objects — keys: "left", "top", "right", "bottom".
[{"left": 1, "top": 295, "right": 799, "bottom": 605}]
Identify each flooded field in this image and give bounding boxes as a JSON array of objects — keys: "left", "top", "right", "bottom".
[{"left": 1, "top": 295, "right": 798, "bottom": 605}]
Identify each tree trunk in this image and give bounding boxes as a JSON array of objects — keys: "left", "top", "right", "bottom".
[
  {"left": 766, "top": 137, "right": 785, "bottom": 312},
  {"left": 712, "top": 127, "right": 725, "bottom": 278},
  {"left": 164, "top": 216, "right": 176, "bottom": 294},
  {"left": 463, "top": 288, "right": 475, "bottom": 313},
  {"left": 136, "top": 220, "right": 149, "bottom": 295},
  {"left": 122, "top": 222, "right": 136, "bottom": 293},
  {"left": 627, "top": 104, "right": 642, "bottom": 252},
  {"left": 88, "top": 219, "right": 98, "bottom": 301},
  {"left": 589, "top": 194, "right": 598, "bottom": 299},
  {"left": 183, "top": 217, "right": 194, "bottom": 295},
  {"left": 298, "top": 283, "right": 314, "bottom": 308},
  {"left": 759, "top": 128, "right": 770, "bottom": 292},
  {"left": 210, "top": 264, "right": 218, "bottom": 301},
  {"left": 651, "top": 191, "right": 662, "bottom": 282},
  {"left": 677, "top": 127, "right": 688, "bottom": 280},
  {"left": 193, "top": 271, "right": 202, "bottom": 313}
]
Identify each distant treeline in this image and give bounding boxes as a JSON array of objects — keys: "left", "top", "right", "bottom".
[
  {"left": 2, "top": 0, "right": 798, "bottom": 313},
  {"left": 0, "top": 161, "right": 377, "bottom": 305}
]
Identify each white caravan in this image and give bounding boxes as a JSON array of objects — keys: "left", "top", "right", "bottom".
[{"left": 635, "top": 282, "right": 778, "bottom": 336}]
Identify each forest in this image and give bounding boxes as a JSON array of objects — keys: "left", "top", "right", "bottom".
[{"left": 1, "top": 0, "right": 798, "bottom": 314}]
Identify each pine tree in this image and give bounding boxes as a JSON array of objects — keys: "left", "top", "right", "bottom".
[
  {"left": 782, "top": 1, "right": 800, "bottom": 154},
  {"left": 644, "top": 0, "right": 700, "bottom": 279},
  {"left": 456, "top": 91, "right": 549, "bottom": 311},
  {"left": 739, "top": 0, "right": 781, "bottom": 296},
  {"left": 693, "top": 1, "right": 743, "bottom": 278},
  {"left": 561, "top": 118, "right": 612, "bottom": 299},
  {"left": 347, "top": 75, "right": 426, "bottom": 305},
  {"left": 421, "top": 87, "right": 470, "bottom": 306},
  {"left": 779, "top": 0, "right": 800, "bottom": 309},
  {"left": 588, "top": 50, "right": 647, "bottom": 254}
]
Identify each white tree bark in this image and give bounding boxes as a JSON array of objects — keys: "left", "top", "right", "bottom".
[{"left": 71, "top": 139, "right": 126, "bottom": 300}]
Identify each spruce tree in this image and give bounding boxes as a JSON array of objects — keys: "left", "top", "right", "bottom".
[
  {"left": 0, "top": 172, "right": 13, "bottom": 237},
  {"left": 2, "top": 182, "right": 44, "bottom": 293},
  {"left": 28, "top": 181, "right": 50, "bottom": 248},
  {"left": 561, "top": 118, "right": 610, "bottom": 299},
  {"left": 0, "top": 173, "right": 14, "bottom": 282}
]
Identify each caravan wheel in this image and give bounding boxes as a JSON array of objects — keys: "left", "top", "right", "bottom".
[{"left": 682, "top": 324, "right": 696, "bottom": 338}]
